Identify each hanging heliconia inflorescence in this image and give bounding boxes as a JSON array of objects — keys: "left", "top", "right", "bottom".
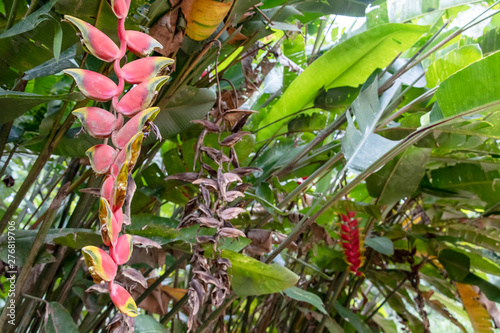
[
  {"left": 63, "top": 0, "right": 174, "bottom": 318},
  {"left": 340, "top": 211, "right": 364, "bottom": 277}
]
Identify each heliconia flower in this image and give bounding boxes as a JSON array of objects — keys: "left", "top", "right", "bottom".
[
  {"left": 125, "top": 30, "right": 163, "bottom": 56},
  {"left": 112, "top": 107, "right": 160, "bottom": 149},
  {"left": 339, "top": 211, "right": 364, "bottom": 277},
  {"left": 114, "top": 133, "right": 143, "bottom": 170},
  {"left": 101, "top": 175, "right": 115, "bottom": 204},
  {"left": 113, "top": 234, "right": 133, "bottom": 265},
  {"left": 112, "top": 162, "right": 128, "bottom": 211},
  {"left": 109, "top": 282, "right": 139, "bottom": 317},
  {"left": 115, "top": 76, "right": 169, "bottom": 117},
  {"left": 73, "top": 107, "right": 123, "bottom": 138},
  {"left": 82, "top": 246, "right": 117, "bottom": 284},
  {"left": 99, "top": 198, "right": 121, "bottom": 246},
  {"left": 121, "top": 57, "right": 174, "bottom": 84},
  {"left": 64, "top": 69, "right": 118, "bottom": 102},
  {"left": 107, "top": 0, "right": 131, "bottom": 19},
  {"left": 64, "top": 15, "right": 120, "bottom": 62},
  {"left": 86, "top": 144, "right": 117, "bottom": 175}
]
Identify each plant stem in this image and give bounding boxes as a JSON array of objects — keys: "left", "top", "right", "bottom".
[
  {"left": 161, "top": 293, "right": 188, "bottom": 324},
  {"left": 194, "top": 294, "right": 237, "bottom": 333},
  {"left": 5, "top": 0, "right": 20, "bottom": 30},
  {"left": 136, "top": 254, "right": 189, "bottom": 305},
  {"left": 0, "top": 182, "right": 70, "bottom": 328}
]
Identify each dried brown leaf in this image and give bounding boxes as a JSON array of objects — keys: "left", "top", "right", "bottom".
[
  {"left": 219, "top": 227, "right": 246, "bottom": 239},
  {"left": 219, "top": 207, "right": 246, "bottom": 220},
  {"left": 220, "top": 132, "right": 251, "bottom": 147},
  {"left": 165, "top": 172, "right": 199, "bottom": 182},
  {"left": 191, "top": 119, "right": 221, "bottom": 132}
]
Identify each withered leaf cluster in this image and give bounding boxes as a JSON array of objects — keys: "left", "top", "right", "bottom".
[{"left": 166, "top": 100, "right": 261, "bottom": 331}]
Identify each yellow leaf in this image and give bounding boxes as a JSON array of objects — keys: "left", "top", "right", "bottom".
[
  {"left": 162, "top": 285, "right": 188, "bottom": 300},
  {"left": 181, "top": 0, "right": 233, "bottom": 41},
  {"left": 457, "top": 283, "right": 494, "bottom": 333}
]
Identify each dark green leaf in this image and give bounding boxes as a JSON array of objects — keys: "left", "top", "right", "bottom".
[
  {"left": 365, "top": 236, "right": 394, "bottom": 255},
  {"left": 45, "top": 302, "right": 78, "bottom": 333},
  {"left": 366, "top": 146, "right": 431, "bottom": 205},
  {"left": 334, "top": 303, "right": 371, "bottom": 333},
  {"left": 283, "top": 286, "right": 327, "bottom": 314},
  {"left": 0, "top": 0, "right": 58, "bottom": 39},
  {"left": 134, "top": 314, "right": 168, "bottom": 333},
  {"left": 463, "top": 273, "right": 500, "bottom": 303},
  {"left": 438, "top": 249, "right": 470, "bottom": 282},
  {"left": 0, "top": 90, "right": 84, "bottom": 124}
]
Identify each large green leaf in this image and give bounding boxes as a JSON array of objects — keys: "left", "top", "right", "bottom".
[
  {"left": 435, "top": 51, "right": 500, "bottom": 119},
  {"left": 426, "top": 45, "right": 482, "bottom": 88},
  {"left": 283, "top": 286, "right": 327, "bottom": 314},
  {"left": 222, "top": 250, "right": 299, "bottom": 296},
  {"left": 45, "top": 302, "right": 79, "bottom": 333},
  {"left": 126, "top": 214, "right": 181, "bottom": 245},
  {"left": 430, "top": 163, "right": 500, "bottom": 208},
  {"left": 366, "top": 146, "right": 431, "bottom": 205},
  {"left": 0, "top": 90, "right": 84, "bottom": 124},
  {"left": 257, "top": 23, "right": 428, "bottom": 140},
  {"left": 438, "top": 249, "right": 470, "bottom": 282},
  {"left": 134, "top": 314, "right": 168, "bottom": 333}
]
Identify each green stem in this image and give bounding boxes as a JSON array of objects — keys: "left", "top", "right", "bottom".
[{"left": 161, "top": 294, "right": 188, "bottom": 324}]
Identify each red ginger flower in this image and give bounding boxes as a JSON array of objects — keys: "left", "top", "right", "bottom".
[{"left": 340, "top": 211, "right": 364, "bottom": 277}]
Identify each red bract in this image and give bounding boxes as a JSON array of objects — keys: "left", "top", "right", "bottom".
[
  {"left": 339, "top": 211, "right": 364, "bottom": 277},
  {"left": 73, "top": 107, "right": 122, "bottom": 138},
  {"left": 86, "top": 144, "right": 117, "bottom": 174},
  {"left": 109, "top": 282, "right": 139, "bottom": 317},
  {"left": 115, "top": 76, "right": 168, "bottom": 117},
  {"left": 113, "top": 234, "right": 133, "bottom": 265},
  {"left": 121, "top": 57, "right": 174, "bottom": 84},
  {"left": 65, "top": 16, "right": 120, "bottom": 62},
  {"left": 125, "top": 30, "right": 163, "bottom": 56},
  {"left": 64, "top": 69, "right": 118, "bottom": 101},
  {"left": 112, "top": 107, "right": 160, "bottom": 149}
]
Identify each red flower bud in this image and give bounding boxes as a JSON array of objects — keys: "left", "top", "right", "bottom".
[
  {"left": 125, "top": 30, "right": 162, "bottom": 56},
  {"left": 86, "top": 144, "right": 117, "bottom": 175},
  {"left": 73, "top": 107, "right": 123, "bottom": 139},
  {"left": 115, "top": 76, "right": 169, "bottom": 117},
  {"left": 107, "top": 0, "right": 131, "bottom": 19},
  {"left": 64, "top": 69, "right": 118, "bottom": 102},
  {"left": 121, "top": 57, "right": 174, "bottom": 84}
]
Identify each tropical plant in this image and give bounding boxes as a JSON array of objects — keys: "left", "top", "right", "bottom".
[{"left": 0, "top": 0, "right": 500, "bottom": 332}]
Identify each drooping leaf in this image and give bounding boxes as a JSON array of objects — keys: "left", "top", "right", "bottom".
[
  {"left": 456, "top": 283, "right": 494, "bottom": 333},
  {"left": 257, "top": 23, "right": 428, "bottom": 140},
  {"left": 45, "top": 302, "right": 79, "bottom": 333},
  {"left": 334, "top": 303, "right": 371, "bottom": 333},
  {"left": 365, "top": 236, "right": 394, "bottom": 256},
  {"left": 283, "top": 286, "right": 327, "bottom": 314},
  {"left": 222, "top": 250, "right": 299, "bottom": 296},
  {"left": 366, "top": 146, "right": 431, "bottom": 205},
  {"left": 0, "top": 90, "right": 84, "bottom": 124}
]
